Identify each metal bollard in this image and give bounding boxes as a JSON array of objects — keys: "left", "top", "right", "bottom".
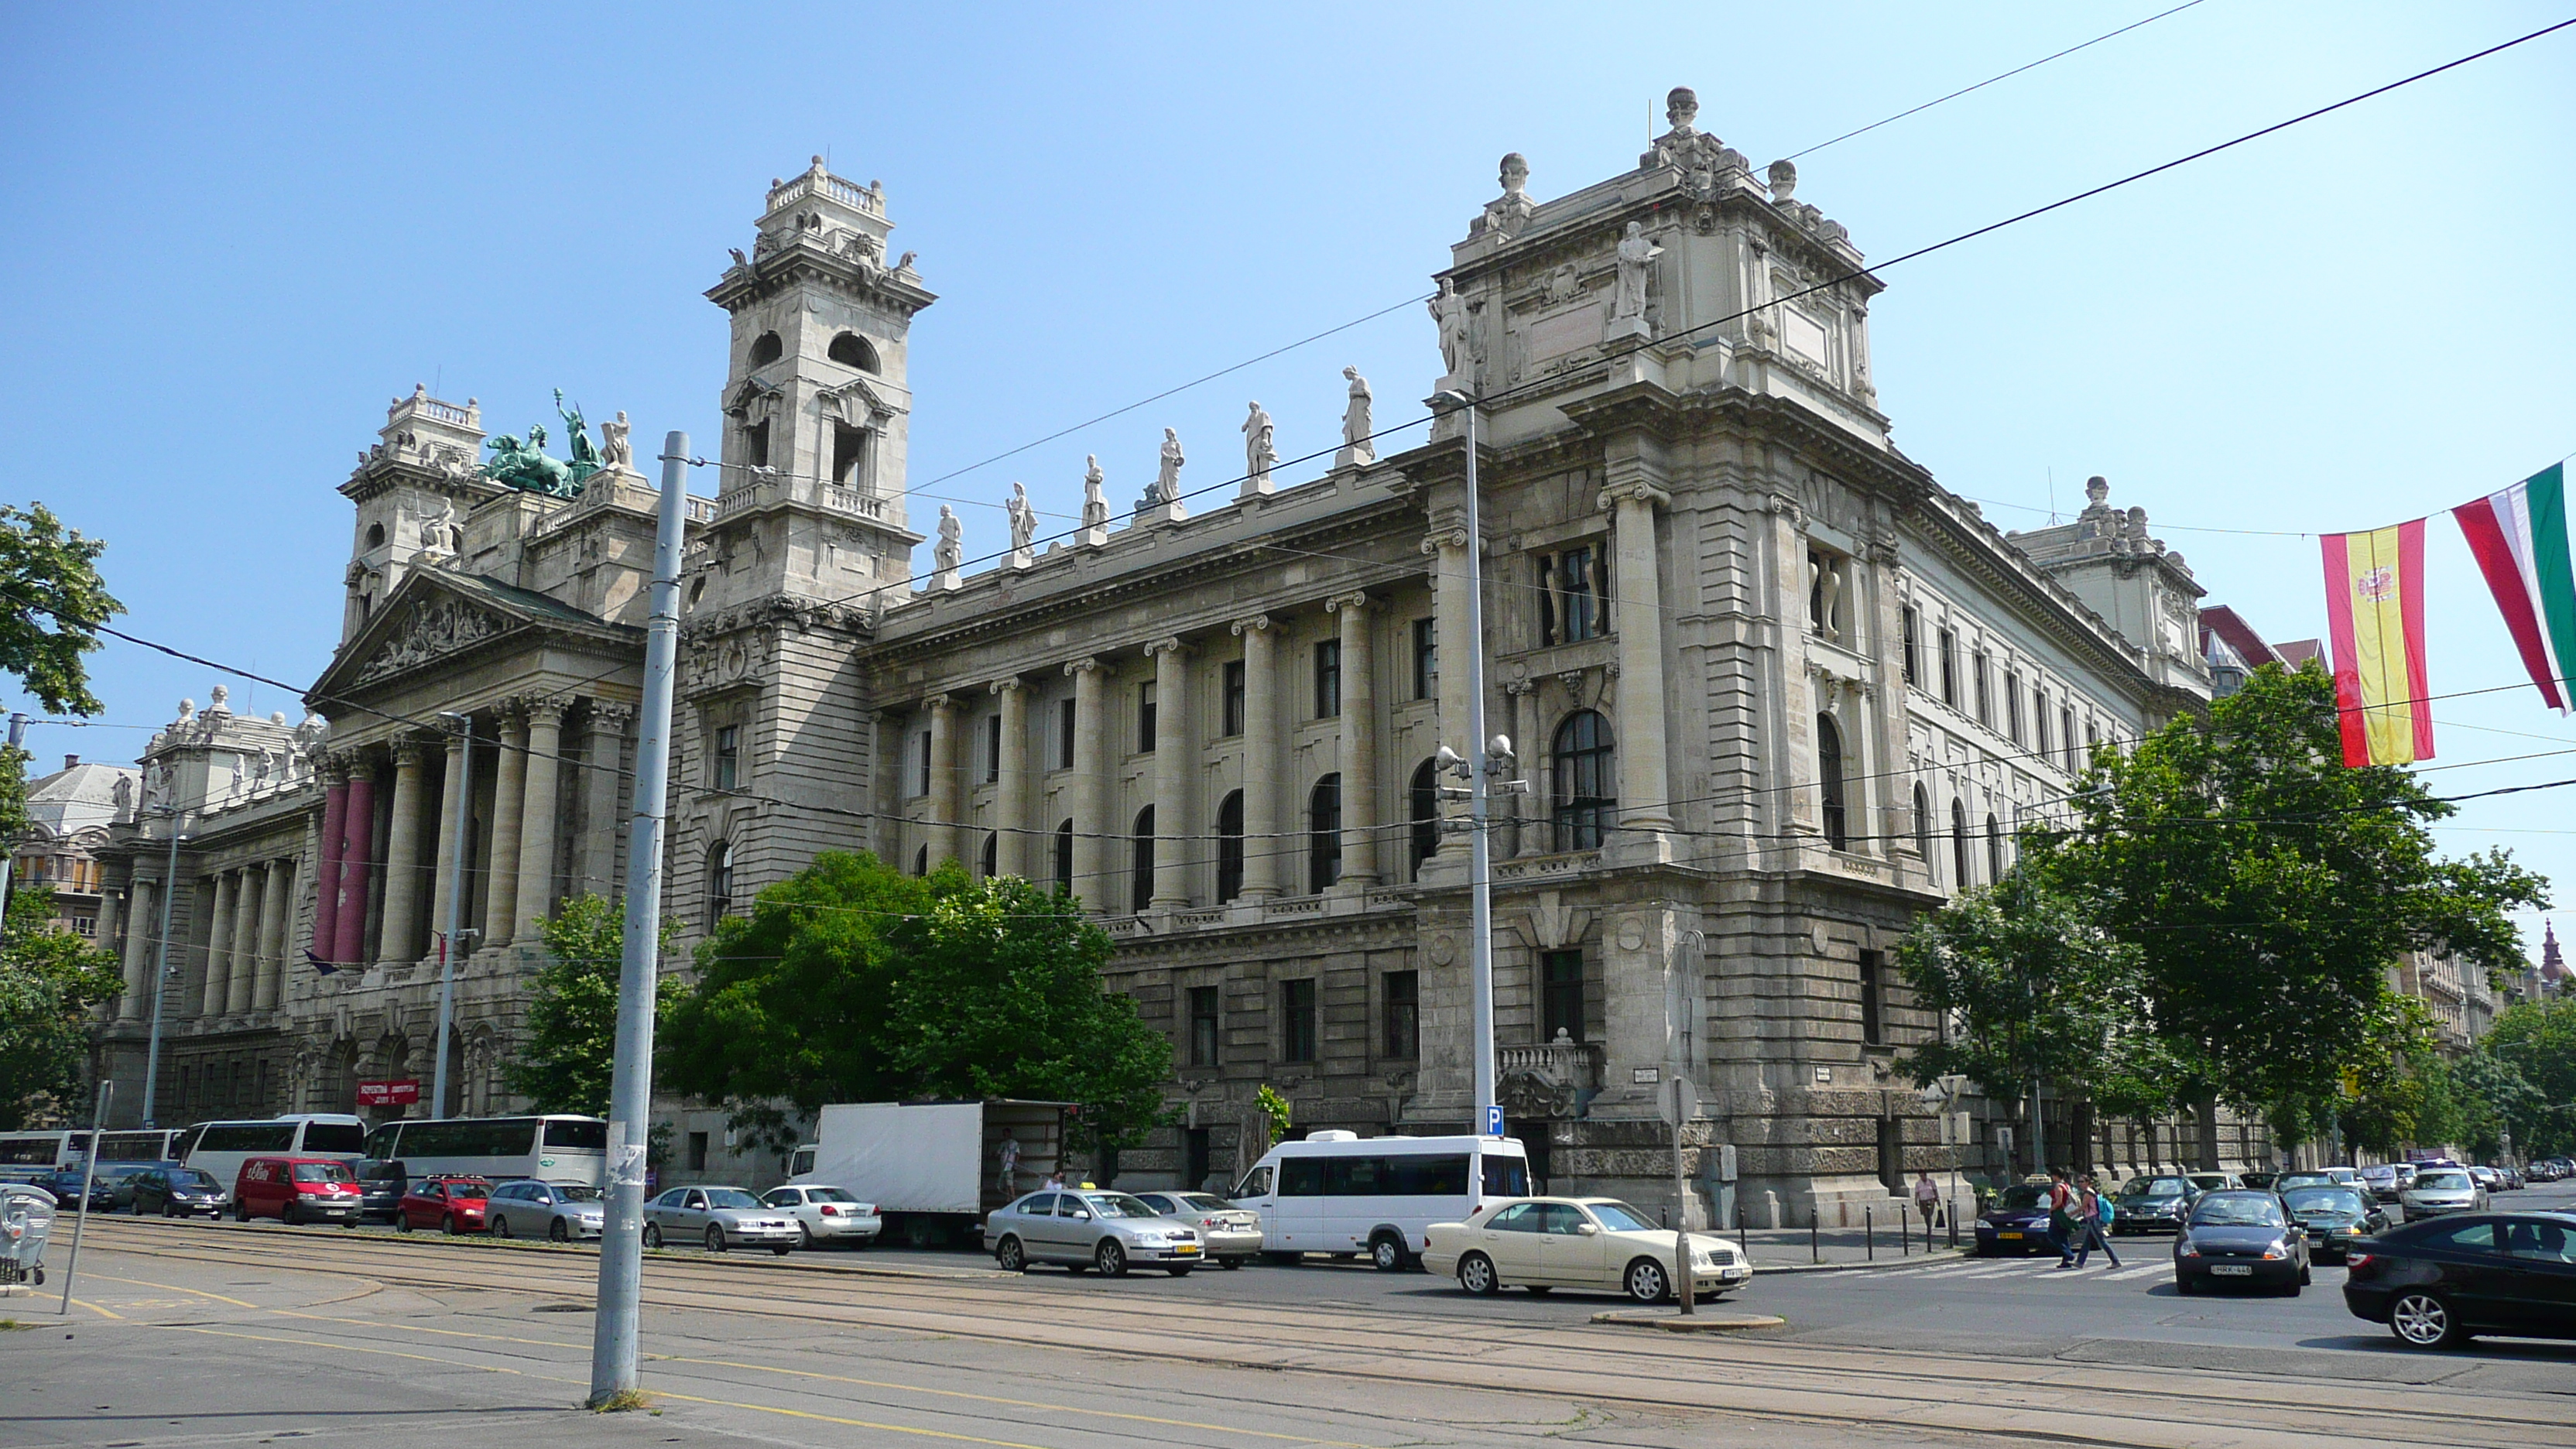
[
  {"left": 1810, "top": 1214, "right": 1820, "bottom": 1264},
  {"left": 1736, "top": 1199, "right": 1749, "bottom": 1261},
  {"left": 1865, "top": 1205, "right": 1875, "bottom": 1261}
]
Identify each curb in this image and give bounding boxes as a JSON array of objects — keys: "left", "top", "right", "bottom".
[
  {"left": 1745, "top": 1247, "right": 1973, "bottom": 1275},
  {"left": 1591, "top": 1307, "right": 1786, "bottom": 1332}
]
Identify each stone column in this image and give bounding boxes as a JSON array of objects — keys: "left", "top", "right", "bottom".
[
  {"left": 427, "top": 726, "right": 469, "bottom": 951},
  {"left": 516, "top": 700, "right": 567, "bottom": 927},
  {"left": 1601, "top": 481, "right": 1674, "bottom": 833},
  {"left": 1065, "top": 659, "right": 1106, "bottom": 908},
  {"left": 1230, "top": 616, "right": 1279, "bottom": 900},
  {"left": 255, "top": 855, "right": 293, "bottom": 1010},
  {"left": 991, "top": 679, "right": 1029, "bottom": 879},
  {"left": 1425, "top": 527, "right": 1472, "bottom": 755},
  {"left": 378, "top": 738, "right": 430, "bottom": 964},
  {"left": 581, "top": 704, "right": 633, "bottom": 903},
  {"left": 310, "top": 766, "right": 348, "bottom": 961},
  {"left": 200, "top": 870, "right": 238, "bottom": 1016},
  {"left": 481, "top": 707, "right": 528, "bottom": 947},
  {"left": 334, "top": 766, "right": 378, "bottom": 965},
  {"left": 118, "top": 875, "right": 156, "bottom": 1020},
  {"left": 1144, "top": 638, "right": 1193, "bottom": 910},
  {"left": 1327, "top": 592, "right": 1379, "bottom": 886},
  {"left": 1506, "top": 680, "right": 1541, "bottom": 857},
  {"left": 925, "top": 694, "right": 961, "bottom": 868},
  {"left": 226, "top": 866, "right": 261, "bottom": 1015}
]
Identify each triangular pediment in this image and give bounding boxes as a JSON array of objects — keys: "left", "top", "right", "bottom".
[{"left": 309, "top": 567, "right": 625, "bottom": 704}]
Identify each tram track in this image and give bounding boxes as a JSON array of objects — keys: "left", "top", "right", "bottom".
[{"left": 71, "top": 1215, "right": 2574, "bottom": 1449}]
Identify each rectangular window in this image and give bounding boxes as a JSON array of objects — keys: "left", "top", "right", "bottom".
[
  {"left": 2004, "top": 670, "right": 2023, "bottom": 744},
  {"left": 1314, "top": 639, "right": 1341, "bottom": 718},
  {"left": 984, "top": 713, "right": 1002, "bottom": 783},
  {"left": 1541, "top": 546, "right": 1606, "bottom": 644},
  {"left": 1137, "top": 680, "right": 1157, "bottom": 753},
  {"left": 1383, "top": 970, "right": 1420, "bottom": 1061},
  {"left": 1938, "top": 628, "right": 1958, "bottom": 708},
  {"left": 1282, "top": 979, "right": 1318, "bottom": 1064},
  {"left": 1902, "top": 606, "right": 1920, "bottom": 687},
  {"left": 1540, "top": 950, "right": 1586, "bottom": 1044},
  {"left": 2062, "top": 707, "right": 2078, "bottom": 771},
  {"left": 1057, "top": 697, "right": 1077, "bottom": 769},
  {"left": 1222, "top": 659, "right": 1246, "bottom": 737},
  {"left": 2033, "top": 693, "right": 2051, "bottom": 761},
  {"left": 1973, "top": 651, "right": 1992, "bottom": 727},
  {"left": 916, "top": 729, "right": 932, "bottom": 797},
  {"left": 2086, "top": 722, "right": 2100, "bottom": 759},
  {"left": 1859, "top": 951, "right": 1886, "bottom": 1046},
  {"left": 831, "top": 423, "right": 868, "bottom": 487},
  {"left": 714, "top": 724, "right": 739, "bottom": 792},
  {"left": 1187, "top": 985, "right": 1221, "bottom": 1068},
  {"left": 1412, "top": 618, "right": 1437, "bottom": 701},
  {"left": 1279, "top": 1156, "right": 1324, "bottom": 1196},
  {"left": 686, "top": 1131, "right": 710, "bottom": 1172}
]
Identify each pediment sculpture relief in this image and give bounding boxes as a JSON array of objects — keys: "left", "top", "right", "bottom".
[{"left": 355, "top": 598, "right": 510, "bottom": 683}]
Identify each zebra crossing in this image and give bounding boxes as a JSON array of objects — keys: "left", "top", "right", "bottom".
[{"left": 1877, "top": 1254, "right": 2177, "bottom": 1285}]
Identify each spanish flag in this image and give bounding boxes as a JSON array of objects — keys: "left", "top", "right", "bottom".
[{"left": 2321, "top": 521, "right": 2433, "bottom": 767}]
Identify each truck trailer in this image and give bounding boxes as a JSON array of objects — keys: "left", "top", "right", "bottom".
[{"left": 786, "top": 1099, "right": 1073, "bottom": 1247}]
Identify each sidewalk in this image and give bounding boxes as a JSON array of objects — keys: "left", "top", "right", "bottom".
[{"left": 1697, "top": 1214, "right": 1974, "bottom": 1271}]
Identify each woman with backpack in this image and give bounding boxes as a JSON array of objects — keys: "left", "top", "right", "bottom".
[{"left": 2073, "top": 1173, "right": 2122, "bottom": 1269}]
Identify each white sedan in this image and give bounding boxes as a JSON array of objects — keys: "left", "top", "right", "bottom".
[
  {"left": 761, "top": 1184, "right": 882, "bottom": 1249},
  {"left": 1424, "top": 1196, "right": 1752, "bottom": 1303}
]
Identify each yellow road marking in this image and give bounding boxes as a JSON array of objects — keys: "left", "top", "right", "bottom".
[
  {"left": 67, "top": 1298, "right": 122, "bottom": 1320},
  {"left": 85, "top": 1271, "right": 259, "bottom": 1308},
  {"left": 276, "top": 1310, "right": 581, "bottom": 1351}
]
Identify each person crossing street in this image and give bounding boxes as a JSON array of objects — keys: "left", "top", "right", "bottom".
[{"left": 2073, "top": 1173, "right": 2122, "bottom": 1269}]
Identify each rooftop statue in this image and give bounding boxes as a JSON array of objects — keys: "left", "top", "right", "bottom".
[
  {"left": 483, "top": 420, "right": 581, "bottom": 498},
  {"left": 556, "top": 389, "right": 605, "bottom": 485}
]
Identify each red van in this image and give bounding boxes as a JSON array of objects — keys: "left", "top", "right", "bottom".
[{"left": 235, "top": 1156, "right": 361, "bottom": 1226}]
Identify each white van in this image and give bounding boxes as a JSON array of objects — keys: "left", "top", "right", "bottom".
[
  {"left": 178, "top": 1114, "right": 368, "bottom": 1190},
  {"left": 1231, "top": 1131, "right": 1531, "bottom": 1271}
]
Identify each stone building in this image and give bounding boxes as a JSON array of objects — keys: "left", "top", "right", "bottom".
[
  {"left": 13, "top": 755, "right": 138, "bottom": 941},
  {"left": 89, "top": 107, "right": 2272, "bottom": 1211}
]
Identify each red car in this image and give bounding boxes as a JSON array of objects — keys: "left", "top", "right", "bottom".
[{"left": 394, "top": 1175, "right": 493, "bottom": 1235}]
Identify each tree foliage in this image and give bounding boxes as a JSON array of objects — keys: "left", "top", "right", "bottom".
[
  {"left": 2479, "top": 996, "right": 2576, "bottom": 1156},
  {"left": 0, "top": 502, "right": 122, "bottom": 719},
  {"left": 662, "top": 853, "right": 1173, "bottom": 1155},
  {"left": 0, "top": 886, "right": 122, "bottom": 1128},
  {"left": 501, "top": 894, "right": 679, "bottom": 1118}
]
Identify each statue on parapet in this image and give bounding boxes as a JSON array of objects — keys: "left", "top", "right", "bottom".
[
  {"left": 483, "top": 420, "right": 581, "bottom": 498},
  {"left": 1338, "top": 367, "right": 1375, "bottom": 469},
  {"left": 599, "top": 411, "right": 633, "bottom": 471},
  {"left": 556, "top": 389, "right": 604, "bottom": 484}
]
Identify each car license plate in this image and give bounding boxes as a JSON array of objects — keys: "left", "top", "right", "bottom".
[
  {"left": 2211, "top": 1264, "right": 2252, "bottom": 1276},
  {"left": 1998, "top": 1231, "right": 2023, "bottom": 1239},
  {"left": 1173, "top": 1245, "right": 1201, "bottom": 1255}
]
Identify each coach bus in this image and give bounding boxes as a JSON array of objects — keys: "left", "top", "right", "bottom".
[
  {"left": 361, "top": 1115, "right": 608, "bottom": 1190},
  {"left": 0, "top": 1129, "right": 93, "bottom": 1180},
  {"left": 178, "top": 1114, "right": 369, "bottom": 1188}
]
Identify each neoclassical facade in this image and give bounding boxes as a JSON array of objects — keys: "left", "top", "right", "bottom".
[{"left": 93, "top": 108, "right": 2270, "bottom": 1212}]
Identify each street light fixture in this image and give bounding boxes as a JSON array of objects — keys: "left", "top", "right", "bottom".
[
  {"left": 430, "top": 709, "right": 477, "bottom": 1120},
  {"left": 1429, "top": 388, "right": 1499, "bottom": 1139}
]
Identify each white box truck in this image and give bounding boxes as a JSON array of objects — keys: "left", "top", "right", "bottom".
[{"left": 786, "top": 1098, "right": 1072, "bottom": 1247}]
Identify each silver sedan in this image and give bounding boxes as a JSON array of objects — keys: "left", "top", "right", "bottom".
[
  {"left": 484, "top": 1180, "right": 605, "bottom": 1242},
  {"left": 1129, "top": 1190, "right": 1262, "bottom": 1268},
  {"left": 643, "top": 1185, "right": 800, "bottom": 1255},
  {"left": 760, "top": 1184, "right": 882, "bottom": 1249},
  {"left": 983, "top": 1189, "right": 1204, "bottom": 1277}
]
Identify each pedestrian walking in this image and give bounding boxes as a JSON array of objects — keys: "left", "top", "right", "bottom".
[
  {"left": 2045, "top": 1170, "right": 2080, "bottom": 1268},
  {"left": 2074, "top": 1173, "right": 2122, "bottom": 1269},
  {"left": 1913, "top": 1170, "right": 1941, "bottom": 1231}
]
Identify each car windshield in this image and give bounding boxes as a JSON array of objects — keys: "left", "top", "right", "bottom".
[
  {"left": 1084, "top": 1194, "right": 1161, "bottom": 1219},
  {"left": 442, "top": 1182, "right": 489, "bottom": 1199},
  {"left": 2119, "top": 1178, "right": 2187, "bottom": 1199},
  {"left": 805, "top": 1187, "right": 859, "bottom": 1204},
  {"left": 2276, "top": 1173, "right": 2332, "bottom": 1189},
  {"left": 291, "top": 1162, "right": 354, "bottom": 1184},
  {"left": 703, "top": 1189, "right": 762, "bottom": 1210},
  {"left": 2191, "top": 1194, "right": 2285, "bottom": 1227},
  {"left": 173, "top": 1169, "right": 219, "bottom": 1190},
  {"left": 1588, "top": 1202, "right": 1661, "bottom": 1233},
  {"left": 2414, "top": 1171, "right": 2472, "bottom": 1192},
  {"left": 1998, "top": 1186, "right": 2047, "bottom": 1210},
  {"left": 1173, "top": 1194, "right": 1233, "bottom": 1212},
  {"left": 2283, "top": 1187, "right": 2365, "bottom": 1216},
  {"left": 553, "top": 1186, "right": 602, "bottom": 1203}
]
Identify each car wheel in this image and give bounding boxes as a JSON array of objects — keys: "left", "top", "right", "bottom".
[
  {"left": 642, "top": 1224, "right": 663, "bottom": 1249},
  {"left": 1457, "top": 1252, "right": 1499, "bottom": 1296},
  {"left": 995, "top": 1235, "right": 1028, "bottom": 1273},
  {"left": 800, "top": 1224, "right": 815, "bottom": 1251},
  {"left": 396, "top": 1210, "right": 413, "bottom": 1232},
  {"left": 2298, "top": 1262, "right": 2311, "bottom": 1286},
  {"left": 1525, "top": 1285, "right": 1553, "bottom": 1296},
  {"left": 549, "top": 1218, "right": 569, "bottom": 1243},
  {"left": 771, "top": 1245, "right": 791, "bottom": 1256},
  {"left": 492, "top": 1215, "right": 512, "bottom": 1239},
  {"left": 284, "top": 1203, "right": 303, "bottom": 1227},
  {"left": 706, "top": 1225, "right": 729, "bottom": 1253},
  {"left": 1095, "top": 1239, "right": 1129, "bottom": 1277},
  {"left": 1217, "top": 1257, "right": 1242, "bottom": 1271},
  {"left": 1370, "top": 1235, "right": 1411, "bottom": 1273},
  {"left": 1625, "top": 1258, "right": 1673, "bottom": 1305},
  {"left": 2389, "top": 1290, "right": 2465, "bottom": 1350},
  {"left": 443, "top": 1214, "right": 460, "bottom": 1236},
  {"left": 1165, "top": 1266, "right": 1192, "bottom": 1277},
  {"left": 2174, "top": 1275, "right": 2195, "bottom": 1295},
  {"left": 235, "top": 1201, "right": 250, "bottom": 1223}
]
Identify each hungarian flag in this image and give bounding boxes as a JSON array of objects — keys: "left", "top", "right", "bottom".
[
  {"left": 2321, "top": 520, "right": 2433, "bottom": 766},
  {"left": 2451, "top": 462, "right": 2575, "bottom": 714}
]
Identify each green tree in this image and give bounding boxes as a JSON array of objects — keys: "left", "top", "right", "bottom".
[
  {"left": 0, "top": 502, "right": 122, "bottom": 721},
  {"left": 501, "top": 894, "right": 679, "bottom": 1118},
  {"left": 2479, "top": 996, "right": 2576, "bottom": 1156},
  {"left": 663, "top": 854, "right": 1173, "bottom": 1160},
  {"left": 0, "top": 885, "right": 122, "bottom": 1128}
]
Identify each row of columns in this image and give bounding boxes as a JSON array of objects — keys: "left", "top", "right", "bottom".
[{"left": 194, "top": 856, "right": 297, "bottom": 1018}]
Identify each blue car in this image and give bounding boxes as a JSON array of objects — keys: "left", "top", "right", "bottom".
[{"left": 1974, "top": 1184, "right": 2058, "bottom": 1256}]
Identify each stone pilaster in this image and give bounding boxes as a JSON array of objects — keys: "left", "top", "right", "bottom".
[
  {"left": 379, "top": 737, "right": 430, "bottom": 964},
  {"left": 1425, "top": 528, "right": 1472, "bottom": 756},
  {"left": 200, "top": 870, "right": 237, "bottom": 1016},
  {"left": 1326, "top": 591, "right": 1379, "bottom": 886},
  {"left": 428, "top": 725, "right": 469, "bottom": 951},
  {"left": 1230, "top": 616, "right": 1279, "bottom": 900},
  {"left": 1066, "top": 659, "right": 1106, "bottom": 908},
  {"left": 1144, "top": 637, "right": 1193, "bottom": 910},
  {"left": 483, "top": 706, "right": 528, "bottom": 946},
  {"left": 926, "top": 693, "right": 961, "bottom": 867},
  {"left": 226, "top": 865, "right": 261, "bottom": 1015},
  {"left": 1505, "top": 679, "right": 1540, "bottom": 858},
  {"left": 310, "top": 765, "right": 348, "bottom": 962},
  {"left": 992, "top": 679, "right": 1029, "bottom": 879},
  {"left": 255, "top": 855, "right": 293, "bottom": 1010},
  {"left": 516, "top": 700, "right": 567, "bottom": 927},
  {"left": 1601, "top": 480, "right": 1674, "bottom": 837},
  {"left": 118, "top": 875, "right": 156, "bottom": 1020}
]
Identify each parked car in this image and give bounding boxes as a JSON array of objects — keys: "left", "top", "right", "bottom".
[
  {"left": 2496, "top": 1165, "right": 2525, "bottom": 1191},
  {"left": 2359, "top": 1164, "right": 2404, "bottom": 1203},
  {"left": 354, "top": 1159, "right": 408, "bottom": 1223},
  {"left": 394, "top": 1176, "right": 492, "bottom": 1235},
  {"left": 2111, "top": 1176, "right": 2200, "bottom": 1235},
  {"left": 2280, "top": 1184, "right": 2393, "bottom": 1262},
  {"left": 1127, "top": 1190, "right": 1263, "bottom": 1269},
  {"left": 234, "top": 1156, "right": 361, "bottom": 1226},
  {"left": 485, "top": 1180, "right": 604, "bottom": 1242},
  {"left": 2400, "top": 1167, "right": 2489, "bottom": 1222},
  {"left": 2174, "top": 1190, "right": 2310, "bottom": 1296},
  {"left": 983, "top": 1187, "right": 1203, "bottom": 1276},
  {"left": 2238, "top": 1170, "right": 2279, "bottom": 1190},
  {"left": 31, "top": 1167, "right": 125, "bottom": 1213},
  {"left": 1973, "top": 1184, "right": 2058, "bottom": 1256},
  {"left": 2344, "top": 1212, "right": 2576, "bottom": 1348},
  {"left": 759, "top": 1184, "right": 880, "bottom": 1249},
  {"left": 126, "top": 1165, "right": 229, "bottom": 1218},
  {"left": 2468, "top": 1166, "right": 2502, "bottom": 1195},
  {"left": 2186, "top": 1172, "right": 2242, "bottom": 1194},
  {"left": 644, "top": 1185, "right": 799, "bottom": 1254},
  {"left": 2273, "top": 1171, "right": 2341, "bottom": 1193},
  {"left": 1424, "top": 1196, "right": 1752, "bottom": 1304}
]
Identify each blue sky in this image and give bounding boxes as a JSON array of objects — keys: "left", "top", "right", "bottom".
[{"left": 5, "top": 3, "right": 2571, "bottom": 954}]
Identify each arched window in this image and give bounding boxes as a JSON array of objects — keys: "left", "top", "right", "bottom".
[
  {"left": 1409, "top": 758, "right": 1442, "bottom": 876},
  {"left": 1985, "top": 814, "right": 2004, "bottom": 882},
  {"left": 1308, "top": 774, "right": 1342, "bottom": 893},
  {"left": 1053, "top": 819, "right": 1074, "bottom": 896},
  {"left": 1552, "top": 711, "right": 1615, "bottom": 851},
  {"left": 827, "top": 331, "right": 880, "bottom": 372},
  {"left": 1817, "top": 713, "right": 1848, "bottom": 851},
  {"left": 1951, "top": 798, "right": 1971, "bottom": 888},
  {"left": 705, "top": 841, "right": 734, "bottom": 928},
  {"left": 1131, "top": 805, "right": 1156, "bottom": 914},
  {"left": 1913, "top": 784, "right": 1933, "bottom": 869},
  {"left": 748, "top": 331, "right": 783, "bottom": 368},
  {"left": 913, "top": 844, "right": 928, "bottom": 877},
  {"left": 365, "top": 522, "right": 385, "bottom": 550},
  {"left": 1214, "top": 791, "right": 1245, "bottom": 903},
  {"left": 980, "top": 831, "right": 999, "bottom": 879}
]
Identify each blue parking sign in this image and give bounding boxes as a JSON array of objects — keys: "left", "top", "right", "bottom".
[{"left": 1484, "top": 1105, "right": 1505, "bottom": 1136}]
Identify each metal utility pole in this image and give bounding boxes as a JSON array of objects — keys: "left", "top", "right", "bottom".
[
  {"left": 590, "top": 432, "right": 687, "bottom": 1406},
  {"left": 1669, "top": 1074, "right": 1696, "bottom": 1316},
  {"left": 0, "top": 711, "right": 28, "bottom": 931},
  {"left": 1432, "top": 391, "right": 1499, "bottom": 1139},
  {"left": 430, "top": 711, "right": 477, "bottom": 1120},
  {"left": 140, "top": 810, "right": 187, "bottom": 1126},
  {"left": 57, "top": 1081, "right": 108, "bottom": 1316}
]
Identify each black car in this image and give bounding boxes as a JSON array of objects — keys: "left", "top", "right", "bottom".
[
  {"left": 1974, "top": 1184, "right": 2057, "bottom": 1256},
  {"left": 355, "top": 1159, "right": 409, "bottom": 1223},
  {"left": 126, "top": 1164, "right": 231, "bottom": 1218},
  {"left": 2281, "top": 1184, "right": 2393, "bottom": 1263},
  {"left": 2174, "top": 1190, "right": 2311, "bottom": 1295},
  {"left": 2343, "top": 1212, "right": 2576, "bottom": 1349},
  {"left": 32, "top": 1167, "right": 124, "bottom": 1213},
  {"left": 2111, "top": 1175, "right": 2199, "bottom": 1235}
]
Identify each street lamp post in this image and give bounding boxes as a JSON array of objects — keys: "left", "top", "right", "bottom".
[
  {"left": 1431, "top": 389, "right": 1499, "bottom": 1139},
  {"left": 140, "top": 808, "right": 187, "bottom": 1127},
  {"left": 430, "top": 711, "right": 478, "bottom": 1120}
]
